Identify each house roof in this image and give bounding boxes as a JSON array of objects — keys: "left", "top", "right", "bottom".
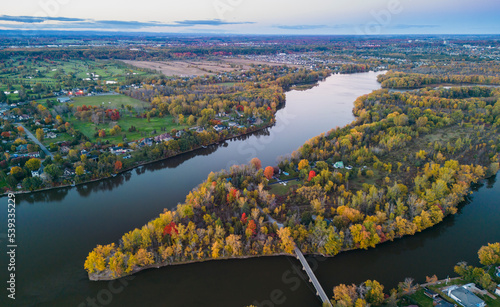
[{"left": 450, "top": 287, "right": 484, "bottom": 307}]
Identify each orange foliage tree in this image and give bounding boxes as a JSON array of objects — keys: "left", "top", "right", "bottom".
[
  {"left": 250, "top": 157, "right": 262, "bottom": 170},
  {"left": 264, "top": 166, "right": 274, "bottom": 179}
]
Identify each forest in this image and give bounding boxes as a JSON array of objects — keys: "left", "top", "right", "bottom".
[{"left": 84, "top": 69, "right": 499, "bottom": 280}]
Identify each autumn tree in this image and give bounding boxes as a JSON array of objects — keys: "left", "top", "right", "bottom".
[
  {"left": 277, "top": 227, "right": 295, "bottom": 254},
  {"left": 35, "top": 128, "right": 44, "bottom": 141},
  {"left": 135, "top": 248, "right": 154, "bottom": 267},
  {"left": 333, "top": 283, "right": 358, "bottom": 307},
  {"left": 264, "top": 166, "right": 274, "bottom": 180},
  {"left": 308, "top": 170, "right": 316, "bottom": 181},
  {"left": 115, "top": 160, "right": 123, "bottom": 171},
  {"left": 10, "top": 166, "right": 23, "bottom": 179},
  {"left": 478, "top": 242, "right": 500, "bottom": 266},
  {"left": 250, "top": 157, "right": 262, "bottom": 170},
  {"left": 298, "top": 159, "right": 309, "bottom": 171},
  {"left": 25, "top": 158, "right": 41, "bottom": 171},
  {"left": 364, "top": 280, "right": 384, "bottom": 306},
  {"left": 75, "top": 166, "right": 85, "bottom": 176}
]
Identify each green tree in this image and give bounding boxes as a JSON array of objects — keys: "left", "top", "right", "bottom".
[
  {"left": 365, "top": 280, "right": 384, "bottom": 305},
  {"left": 44, "top": 164, "right": 62, "bottom": 181},
  {"left": 36, "top": 128, "right": 44, "bottom": 141},
  {"left": 75, "top": 166, "right": 85, "bottom": 176},
  {"left": 25, "top": 158, "right": 41, "bottom": 171}
]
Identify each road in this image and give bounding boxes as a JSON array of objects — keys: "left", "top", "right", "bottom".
[{"left": 15, "top": 123, "right": 54, "bottom": 158}]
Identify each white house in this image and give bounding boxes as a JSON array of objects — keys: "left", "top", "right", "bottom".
[{"left": 447, "top": 286, "right": 485, "bottom": 307}]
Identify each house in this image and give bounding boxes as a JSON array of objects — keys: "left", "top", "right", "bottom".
[
  {"left": 31, "top": 165, "right": 44, "bottom": 177},
  {"left": 154, "top": 133, "right": 172, "bottom": 143},
  {"left": 175, "top": 130, "right": 185, "bottom": 138},
  {"left": 60, "top": 146, "right": 70, "bottom": 154},
  {"left": 495, "top": 284, "right": 500, "bottom": 296},
  {"left": 447, "top": 286, "right": 485, "bottom": 307},
  {"left": 423, "top": 288, "right": 439, "bottom": 299},
  {"left": 109, "top": 147, "right": 123, "bottom": 154},
  {"left": 214, "top": 125, "right": 224, "bottom": 132},
  {"left": 28, "top": 152, "right": 40, "bottom": 158},
  {"left": 57, "top": 97, "right": 71, "bottom": 103},
  {"left": 63, "top": 168, "right": 75, "bottom": 177},
  {"left": 333, "top": 161, "right": 344, "bottom": 169},
  {"left": 46, "top": 132, "right": 57, "bottom": 139},
  {"left": 434, "top": 298, "right": 455, "bottom": 307},
  {"left": 16, "top": 144, "right": 28, "bottom": 153}
]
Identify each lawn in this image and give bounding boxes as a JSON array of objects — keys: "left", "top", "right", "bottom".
[
  {"left": 42, "top": 133, "right": 75, "bottom": 148},
  {"left": 71, "top": 94, "right": 148, "bottom": 109},
  {"left": 71, "top": 115, "right": 190, "bottom": 144},
  {"left": 407, "top": 289, "right": 435, "bottom": 307},
  {"left": 268, "top": 180, "right": 301, "bottom": 196}
]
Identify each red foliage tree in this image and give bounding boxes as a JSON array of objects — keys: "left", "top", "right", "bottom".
[
  {"left": 115, "top": 160, "right": 122, "bottom": 171},
  {"left": 227, "top": 188, "right": 239, "bottom": 203},
  {"left": 264, "top": 166, "right": 274, "bottom": 179},
  {"left": 250, "top": 157, "right": 262, "bottom": 170},
  {"left": 308, "top": 170, "right": 316, "bottom": 181},
  {"left": 240, "top": 213, "right": 247, "bottom": 224},
  {"left": 163, "top": 222, "right": 178, "bottom": 236},
  {"left": 247, "top": 220, "right": 257, "bottom": 235}
]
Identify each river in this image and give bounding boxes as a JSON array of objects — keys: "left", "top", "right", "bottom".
[{"left": 1, "top": 71, "right": 499, "bottom": 307}]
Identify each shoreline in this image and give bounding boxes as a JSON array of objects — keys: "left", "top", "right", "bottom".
[
  {"left": 2, "top": 121, "right": 274, "bottom": 197},
  {"left": 88, "top": 171, "right": 496, "bottom": 281},
  {"left": 90, "top": 252, "right": 293, "bottom": 281}
]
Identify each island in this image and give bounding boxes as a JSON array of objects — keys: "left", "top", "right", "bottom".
[{"left": 84, "top": 63, "right": 499, "bottom": 282}]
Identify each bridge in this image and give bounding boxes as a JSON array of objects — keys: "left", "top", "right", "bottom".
[
  {"left": 258, "top": 205, "right": 332, "bottom": 306},
  {"left": 293, "top": 247, "right": 332, "bottom": 307}
]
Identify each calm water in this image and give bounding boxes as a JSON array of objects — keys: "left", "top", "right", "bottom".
[{"left": 1, "top": 71, "right": 498, "bottom": 307}]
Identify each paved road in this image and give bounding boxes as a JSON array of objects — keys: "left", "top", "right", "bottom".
[{"left": 15, "top": 124, "right": 54, "bottom": 158}]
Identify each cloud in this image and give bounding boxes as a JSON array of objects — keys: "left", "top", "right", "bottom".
[
  {"left": 174, "top": 19, "right": 254, "bottom": 26},
  {"left": 0, "top": 15, "right": 254, "bottom": 31},
  {"left": 0, "top": 15, "right": 85, "bottom": 23}
]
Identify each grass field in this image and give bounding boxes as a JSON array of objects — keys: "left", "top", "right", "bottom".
[
  {"left": 0, "top": 58, "right": 150, "bottom": 89},
  {"left": 71, "top": 94, "right": 148, "bottom": 109},
  {"left": 71, "top": 115, "right": 189, "bottom": 144},
  {"left": 408, "top": 289, "right": 434, "bottom": 307},
  {"left": 268, "top": 180, "right": 301, "bottom": 195},
  {"left": 41, "top": 133, "right": 75, "bottom": 148}
]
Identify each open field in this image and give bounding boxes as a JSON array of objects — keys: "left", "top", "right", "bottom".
[
  {"left": 0, "top": 58, "right": 148, "bottom": 89},
  {"left": 268, "top": 180, "right": 301, "bottom": 195},
  {"left": 71, "top": 94, "right": 148, "bottom": 109},
  {"left": 71, "top": 115, "right": 189, "bottom": 144},
  {"left": 121, "top": 58, "right": 301, "bottom": 77}
]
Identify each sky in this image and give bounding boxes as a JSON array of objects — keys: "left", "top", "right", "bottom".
[{"left": 0, "top": 0, "right": 499, "bottom": 35}]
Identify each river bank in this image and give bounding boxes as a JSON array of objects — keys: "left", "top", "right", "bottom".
[
  {"left": 3, "top": 120, "right": 275, "bottom": 197},
  {"left": 12, "top": 71, "right": 499, "bottom": 307}
]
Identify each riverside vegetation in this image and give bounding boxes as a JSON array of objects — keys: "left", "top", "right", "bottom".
[{"left": 85, "top": 70, "right": 500, "bottom": 281}]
